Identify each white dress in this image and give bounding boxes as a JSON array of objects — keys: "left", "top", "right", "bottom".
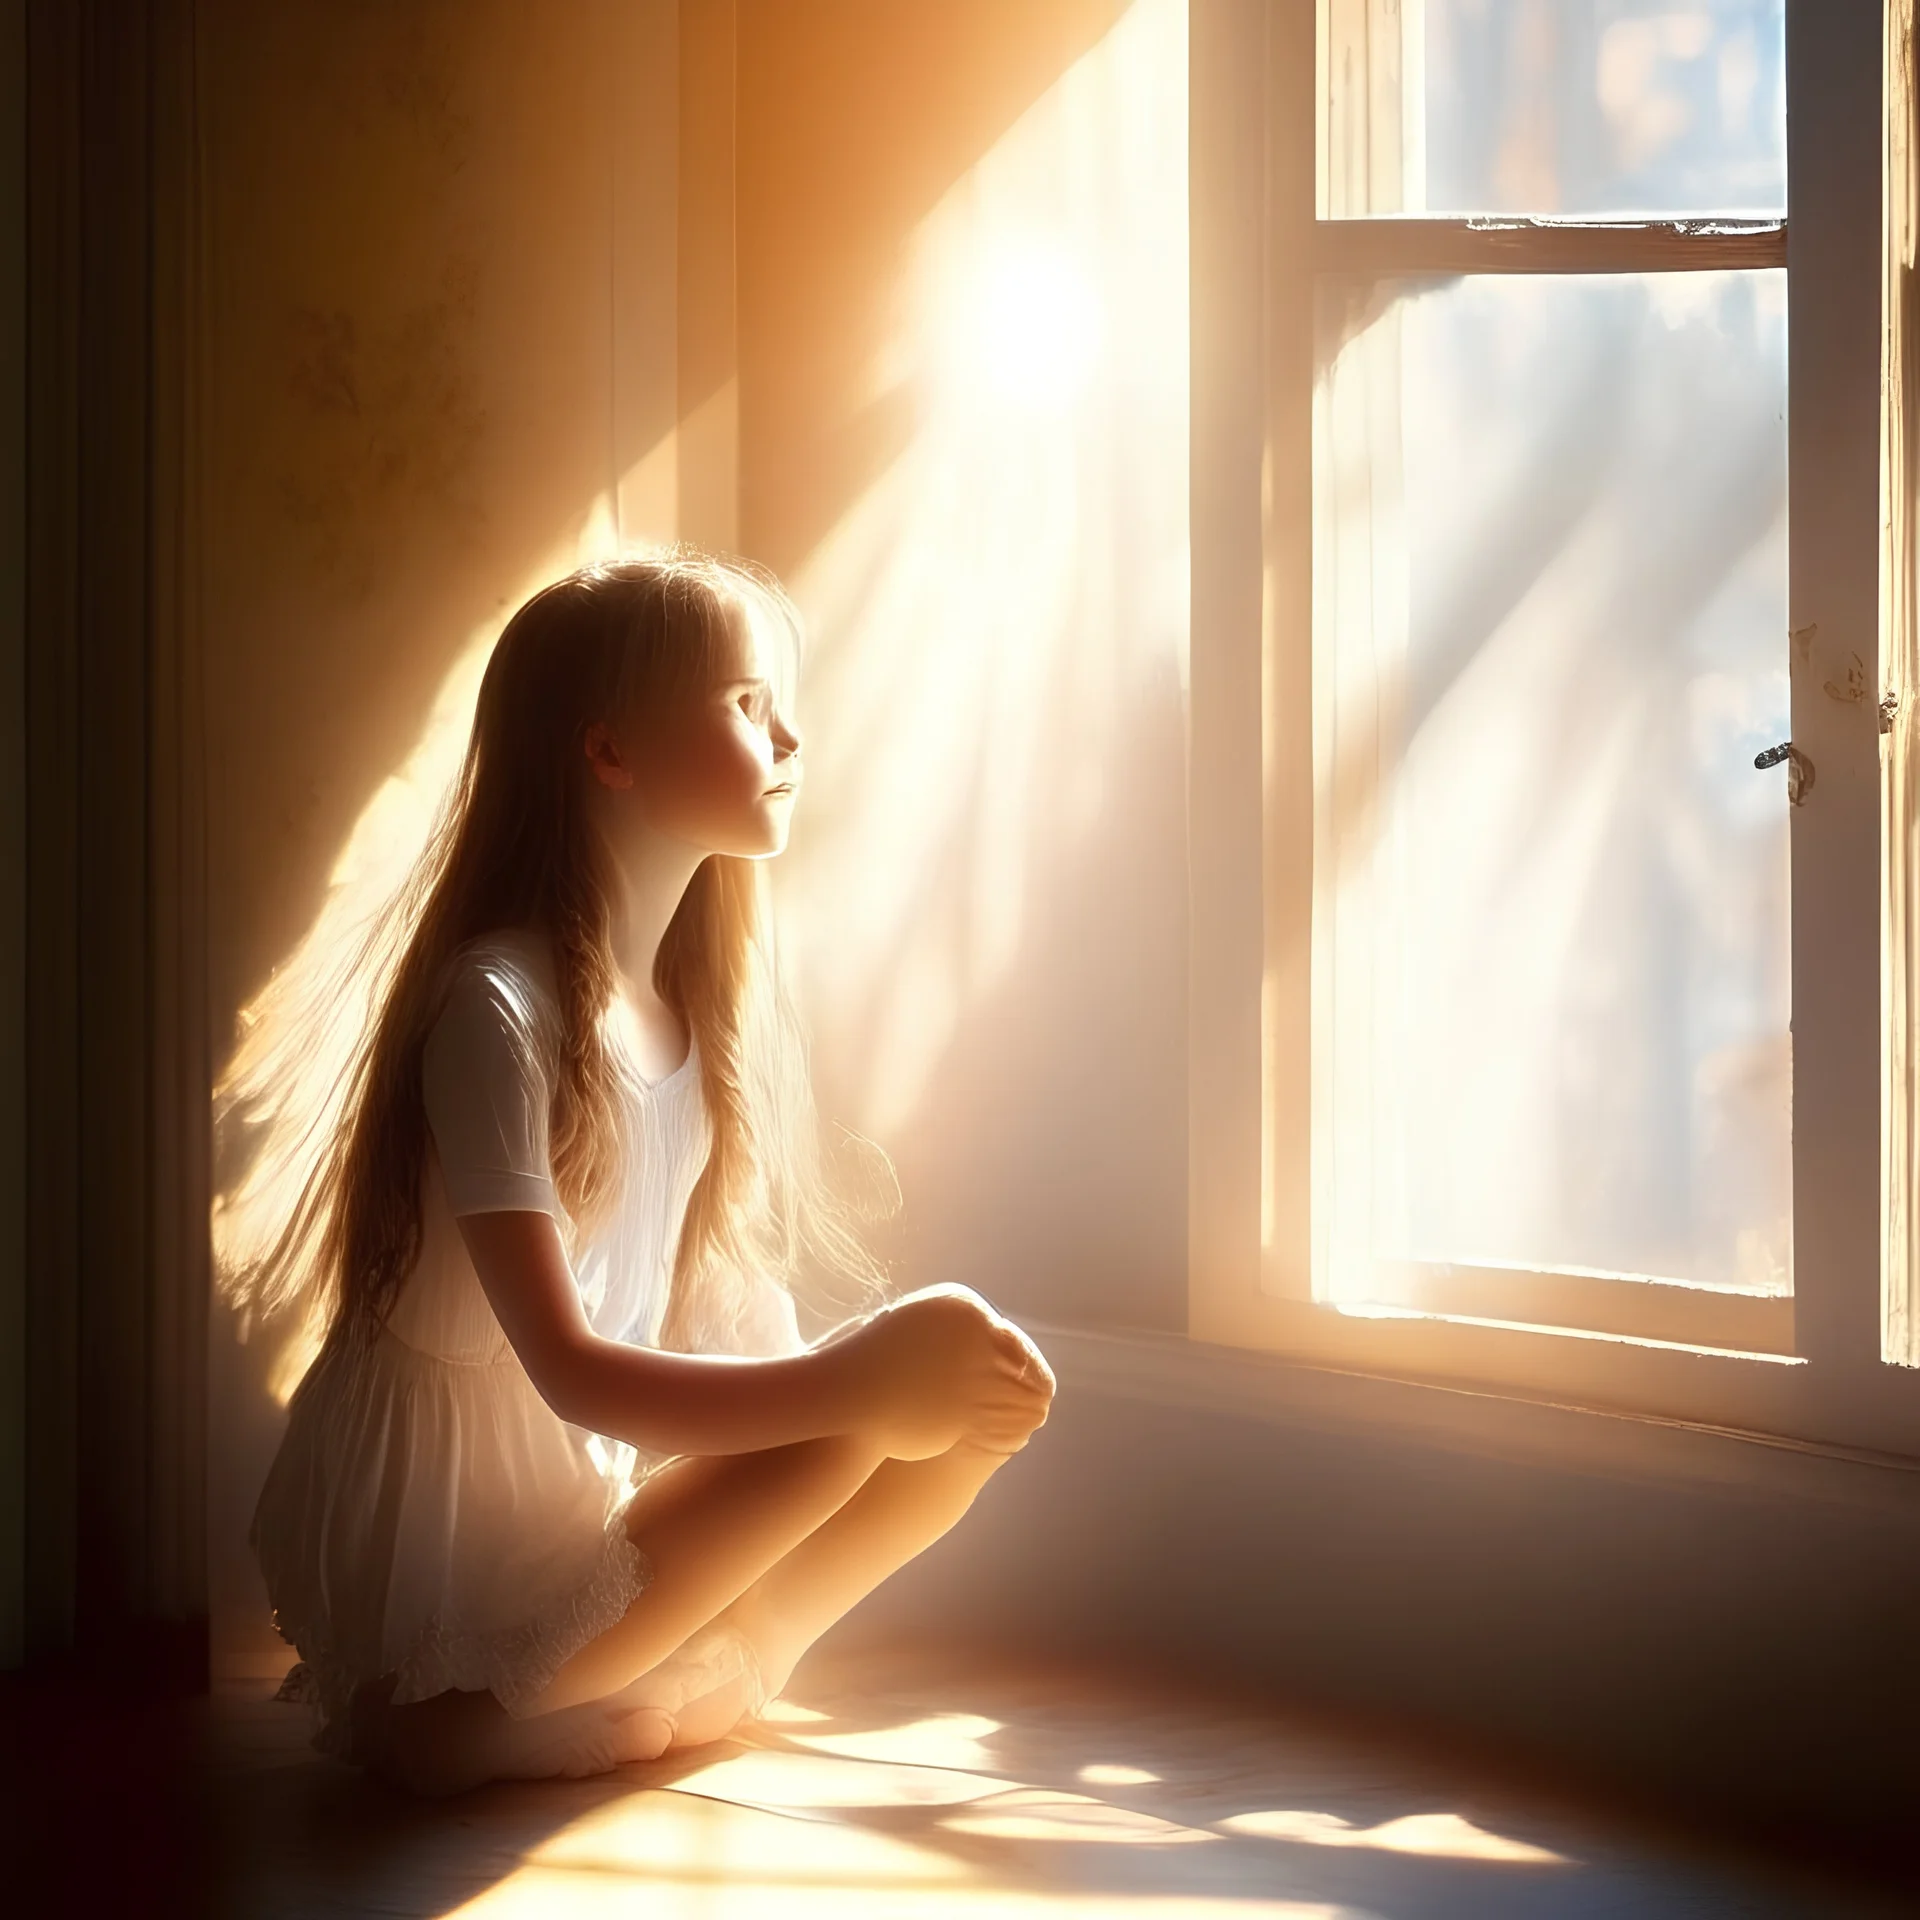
[{"left": 251, "top": 926, "right": 800, "bottom": 1743}]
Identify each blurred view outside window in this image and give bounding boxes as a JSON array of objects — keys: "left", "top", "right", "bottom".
[
  {"left": 1322, "top": 0, "right": 1785, "bottom": 218},
  {"left": 1312, "top": 1, "right": 1791, "bottom": 1305}
]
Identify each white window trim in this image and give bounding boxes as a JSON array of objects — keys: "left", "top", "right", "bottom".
[{"left": 1188, "top": 0, "right": 1920, "bottom": 1458}]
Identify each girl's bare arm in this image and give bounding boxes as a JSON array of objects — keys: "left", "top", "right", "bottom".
[{"left": 457, "top": 1209, "right": 1052, "bottom": 1460}]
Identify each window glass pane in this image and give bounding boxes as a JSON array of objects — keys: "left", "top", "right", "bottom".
[
  {"left": 1322, "top": 0, "right": 1786, "bottom": 219},
  {"left": 1311, "top": 271, "right": 1790, "bottom": 1299}
]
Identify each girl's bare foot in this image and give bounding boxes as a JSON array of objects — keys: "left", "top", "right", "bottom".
[{"left": 353, "top": 1677, "right": 677, "bottom": 1797}]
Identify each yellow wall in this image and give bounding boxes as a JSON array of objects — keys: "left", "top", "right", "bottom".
[
  {"left": 199, "top": 0, "right": 1189, "bottom": 1669},
  {"left": 199, "top": 0, "right": 685, "bottom": 1669},
  {"left": 200, "top": 0, "right": 681, "bottom": 1031}
]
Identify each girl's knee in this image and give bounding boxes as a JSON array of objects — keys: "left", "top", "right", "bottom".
[
  {"left": 805, "top": 1427, "right": 889, "bottom": 1479},
  {"left": 946, "top": 1434, "right": 1024, "bottom": 1479}
]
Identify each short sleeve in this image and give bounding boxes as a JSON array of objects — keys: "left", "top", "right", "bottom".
[{"left": 421, "top": 952, "right": 562, "bottom": 1218}]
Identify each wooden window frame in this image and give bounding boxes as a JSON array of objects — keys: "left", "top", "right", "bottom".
[{"left": 1189, "top": 0, "right": 1920, "bottom": 1457}]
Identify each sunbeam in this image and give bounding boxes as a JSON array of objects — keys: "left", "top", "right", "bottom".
[{"left": 777, "top": 0, "right": 1189, "bottom": 1138}]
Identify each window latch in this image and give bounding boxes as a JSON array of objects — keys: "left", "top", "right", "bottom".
[{"left": 1754, "top": 740, "right": 1814, "bottom": 806}]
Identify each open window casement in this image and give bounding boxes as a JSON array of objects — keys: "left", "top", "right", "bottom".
[{"left": 1192, "top": 0, "right": 1920, "bottom": 1455}]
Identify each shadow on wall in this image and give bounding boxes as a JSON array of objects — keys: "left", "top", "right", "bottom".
[
  {"left": 202, "top": 0, "right": 688, "bottom": 1674},
  {"left": 207, "top": 0, "right": 1190, "bottom": 1672}
]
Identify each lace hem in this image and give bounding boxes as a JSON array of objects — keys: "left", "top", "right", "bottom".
[
  {"left": 396, "top": 1529, "right": 654, "bottom": 1717},
  {"left": 272, "top": 1521, "right": 653, "bottom": 1745}
]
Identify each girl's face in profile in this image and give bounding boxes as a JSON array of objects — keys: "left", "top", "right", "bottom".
[{"left": 588, "top": 597, "right": 803, "bottom": 861}]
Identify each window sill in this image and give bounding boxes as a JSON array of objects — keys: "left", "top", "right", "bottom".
[
  {"left": 1026, "top": 1316, "right": 1920, "bottom": 1507},
  {"left": 1336, "top": 1260, "right": 1798, "bottom": 1357}
]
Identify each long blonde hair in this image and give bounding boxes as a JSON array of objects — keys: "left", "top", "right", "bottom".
[{"left": 216, "top": 553, "right": 891, "bottom": 1362}]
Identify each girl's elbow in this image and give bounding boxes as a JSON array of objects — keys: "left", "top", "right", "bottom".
[{"left": 519, "top": 1334, "right": 601, "bottom": 1430}]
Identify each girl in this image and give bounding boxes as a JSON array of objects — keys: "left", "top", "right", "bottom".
[{"left": 241, "top": 553, "right": 1055, "bottom": 1796}]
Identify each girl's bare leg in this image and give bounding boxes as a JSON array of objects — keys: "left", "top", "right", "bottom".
[
  {"left": 727, "top": 1437, "right": 1015, "bottom": 1698},
  {"left": 531, "top": 1429, "right": 892, "bottom": 1714},
  {"left": 363, "top": 1430, "right": 888, "bottom": 1793},
  {"left": 485, "top": 1434, "right": 1024, "bottom": 1761},
  {"left": 637, "top": 1436, "right": 1021, "bottom": 1752},
  {"left": 367, "top": 1428, "right": 1025, "bottom": 1788}
]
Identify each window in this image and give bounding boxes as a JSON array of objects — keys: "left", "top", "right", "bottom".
[{"left": 1189, "top": 0, "right": 1916, "bottom": 1454}]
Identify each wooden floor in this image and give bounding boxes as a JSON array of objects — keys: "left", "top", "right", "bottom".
[{"left": 170, "top": 1645, "right": 1908, "bottom": 1919}]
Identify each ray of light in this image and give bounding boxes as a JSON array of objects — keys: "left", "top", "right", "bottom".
[
  {"left": 940, "top": 1789, "right": 1218, "bottom": 1845},
  {"left": 666, "top": 1746, "right": 1018, "bottom": 1813},
  {"left": 777, "top": 1710, "right": 1005, "bottom": 1771},
  {"left": 1219, "top": 1806, "right": 1574, "bottom": 1865},
  {"left": 453, "top": 1783, "right": 1349, "bottom": 1918},
  {"left": 760, "top": 1699, "right": 834, "bottom": 1725},
  {"left": 452, "top": 1855, "right": 1351, "bottom": 1920},
  {"left": 527, "top": 1788, "right": 972, "bottom": 1883},
  {"left": 1078, "top": 1762, "right": 1162, "bottom": 1785},
  {"left": 778, "top": 0, "right": 1189, "bottom": 1138}
]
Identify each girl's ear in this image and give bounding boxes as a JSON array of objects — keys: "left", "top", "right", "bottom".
[{"left": 583, "top": 721, "right": 636, "bottom": 791}]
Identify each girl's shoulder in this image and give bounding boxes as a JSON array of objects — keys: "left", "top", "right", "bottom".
[
  {"left": 429, "top": 925, "right": 563, "bottom": 1055},
  {"left": 453, "top": 923, "right": 559, "bottom": 995}
]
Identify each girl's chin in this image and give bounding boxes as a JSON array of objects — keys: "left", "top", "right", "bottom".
[{"left": 713, "top": 826, "right": 790, "bottom": 861}]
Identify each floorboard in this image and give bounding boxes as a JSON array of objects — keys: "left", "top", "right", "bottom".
[{"left": 180, "top": 1645, "right": 1907, "bottom": 1918}]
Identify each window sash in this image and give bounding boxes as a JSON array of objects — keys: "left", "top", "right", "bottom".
[
  {"left": 1303, "top": 229, "right": 1793, "bottom": 1351},
  {"left": 1186, "top": 0, "right": 1915, "bottom": 1455},
  {"left": 1297, "top": 261, "right": 1794, "bottom": 1355}
]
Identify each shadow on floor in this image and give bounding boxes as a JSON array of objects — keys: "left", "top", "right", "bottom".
[{"left": 180, "top": 1642, "right": 1911, "bottom": 1919}]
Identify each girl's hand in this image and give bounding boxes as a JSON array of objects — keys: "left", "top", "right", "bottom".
[{"left": 841, "top": 1286, "right": 1055, "bottom": 1460}]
